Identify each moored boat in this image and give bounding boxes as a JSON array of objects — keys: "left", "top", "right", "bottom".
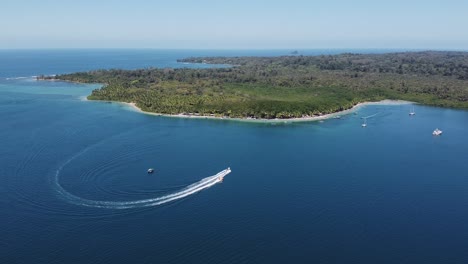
[{"left": 432, "top": 128, "right": 442, "bottom": 136}]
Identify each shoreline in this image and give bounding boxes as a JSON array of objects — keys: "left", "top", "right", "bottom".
[{"left": 111, "top": 99, "right": 412, "bottom": 123}]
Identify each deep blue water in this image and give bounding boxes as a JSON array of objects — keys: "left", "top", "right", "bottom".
[{"left": 1, "top": 50, "right": 468, "bottom": 264}]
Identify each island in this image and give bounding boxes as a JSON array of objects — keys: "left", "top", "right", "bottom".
[{"left": 39, "top": 51, "right": 468, "bottom": 120}]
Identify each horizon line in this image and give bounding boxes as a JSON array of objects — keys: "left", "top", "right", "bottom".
[{"left": 1, "top": 47, "right": 467, "bottom": 51}]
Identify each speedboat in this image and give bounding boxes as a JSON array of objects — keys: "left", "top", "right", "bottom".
[
  {"left": 218, "top": 167, "right": 231, "bottom": 182},
  {"left": 432, "top": 128, "right": 442, "bottom": 136},
  {"left": 147, "top": 168, "right": 155, "bottom": 174}
]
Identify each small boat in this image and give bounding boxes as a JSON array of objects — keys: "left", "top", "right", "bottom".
[
  {"left": 218, "top": 167, "right": 231, "bottom": 182},
  {"left": 147, "top": 168, "right": 155, "bottom": 174},
  {"left": 361, "top": 117, "right": 367, "bottom": 127},
  {"left": 409, "top": 106, "right": 416, "bottom": 116},
  {"left": 432, "top": 128, "right": 442, "bottom": 136}
]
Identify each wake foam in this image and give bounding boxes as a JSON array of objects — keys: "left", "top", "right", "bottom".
[
  {"left": 362, "top": 112, "right": 379, "bottom": 119},
  {"left": 54, "top": 147, "right": 231, "bottom": 209}
]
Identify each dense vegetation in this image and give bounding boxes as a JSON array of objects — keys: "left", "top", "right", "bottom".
[{"left": 41, "top": 51, "right": 468, "bottom": 119}]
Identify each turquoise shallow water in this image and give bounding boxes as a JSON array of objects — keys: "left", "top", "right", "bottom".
[{"left": 1, "top": 50, "right": 468, "bottom": 263}]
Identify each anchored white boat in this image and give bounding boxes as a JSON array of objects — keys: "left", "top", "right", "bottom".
[{"left": 432, "top": 128, "right": 442, "bottom": 136}]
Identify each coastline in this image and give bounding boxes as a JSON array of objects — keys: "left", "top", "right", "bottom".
[{"left": 112, "top": 99, "right": 412, "bottom": 123}]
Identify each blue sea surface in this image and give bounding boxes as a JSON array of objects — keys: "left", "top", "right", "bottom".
[{"left": 1, "top": 50, "right": 468, "bottom": 263}]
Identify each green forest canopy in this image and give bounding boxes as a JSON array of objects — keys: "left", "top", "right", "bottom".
[{"left": 42, "top": 51, "right": 468, "bottom": 119}]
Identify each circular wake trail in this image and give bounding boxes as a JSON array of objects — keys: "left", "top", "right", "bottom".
[{"left": 54, "top": 147, "right": 231, "bottom": 209}]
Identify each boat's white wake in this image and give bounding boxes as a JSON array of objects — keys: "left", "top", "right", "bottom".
[
  {"left": 53, "top": 149, "right": 231, "bottom": 209},
  {"left": 362, "top": 112, "right": 379, "bottom": 119}
]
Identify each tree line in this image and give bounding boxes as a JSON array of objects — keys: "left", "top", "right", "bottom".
[{"left": 40, "top": 51, "right": 468, "bottom": 119}]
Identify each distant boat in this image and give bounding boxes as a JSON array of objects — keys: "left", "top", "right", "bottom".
[
  {"left": 409, "top": 106, "right": 416, "bottom": 116},
  {"left": 362, "top": 117, "right": 367, "bottom": 127},
  {"left": 147, "top": 168, "right": 155, "bottom": 174},
  {"left": 432, "top": 128, "right": 443, "bottom": 136}
]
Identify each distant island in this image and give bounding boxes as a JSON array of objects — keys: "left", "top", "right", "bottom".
[{"left": 39, "top": 51, "right": 468, "bottom": 119}]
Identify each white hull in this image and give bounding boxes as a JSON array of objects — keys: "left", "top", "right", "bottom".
[
  {"left": 216, "top": 167, "right": 232, "bottom": 182},
  {"left": 432, "top": 129, "right": 443, "bottom": 136}
]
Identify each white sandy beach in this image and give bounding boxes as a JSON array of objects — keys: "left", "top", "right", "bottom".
[{"left": 113, "top": 99, "right": 413, "bottom": 123}]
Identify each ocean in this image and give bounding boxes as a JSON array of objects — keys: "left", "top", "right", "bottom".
[{"left": 1, "top": 49, "right": 468, "bottom": 263}]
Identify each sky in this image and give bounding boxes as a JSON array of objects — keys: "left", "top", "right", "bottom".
[{"left": 1, "top": 0, "right": 467, "bottom": 49}]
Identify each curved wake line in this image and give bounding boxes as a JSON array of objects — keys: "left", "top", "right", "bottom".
[
  {"left": 362, "top": 112, "right": 379, "bottom": 119},
  {"left": 54, "top": 147, "right": 231, "bottom": 209}
]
